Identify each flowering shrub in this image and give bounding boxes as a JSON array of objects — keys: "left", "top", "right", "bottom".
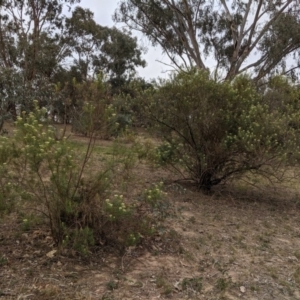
[
  {"left": 105, "top": 194, "right": 131, "bottom": 221},
  {"left": 143, "top": 182, "right": 165, "bottom": 207},
  {"left": 153, "top": 142, "right": 179, "bottom": 166},
  {"left": 0, "top": 101, "right": 158, "bottom": 251},
  {"left": 136, "top": 71, "right": 300, "bottom": 190},
  {"left": 142, "top": 182, "right": 170, "bottom": 219}
]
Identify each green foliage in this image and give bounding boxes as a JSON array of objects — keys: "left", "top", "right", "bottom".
[
  {"left": 0, "top": 182, "right": 14, "bottom": 215},
  {"left": 62, "top": 75, "right": 125, "bottom": 139},
  {"left": 181, "top": 277, "right": 203, "bottom": 293},
  {"left": 0, "top": 255, "right": 8, "bottom": 266},
  {"left": 105, "top": 195, "right": 131, "bottom": 221},
  {"left": 143, "top": 183, "right": 165, "bottom": 205},
  {"left": 137, "top": 71, "right": 300, "bottom": 190},
  {"left": 65, "top": 6, "right": 145, "bottom": 84},
  {"left": 115, "top": 1, "right": 300, "bottom": 81},
  {"left": 0, "top": 137, "right": 22, "bottom": 215},
  {"left": 216, "top": 278, "right": 230, "bottom": 291},
  {"left": 106, "top": 280, "right": 118, "bottom": 291},
  {"left": 21, "top": 219, "right": 31, "bottom": 232},
  {"left": 155, "top": 273, "right": 173, "bottom": 296},
  {"left": 0, "top": 101, "right": 157, "bottom": 250},
  {"left": 264, "top": 76, "right": 300, "bottom": 113},
  {"left": 70, "top": 227, "right": 95, "bottom": 256},
  {"left": 0, "top": 1, "right": 145, "bottom": 123},
  {"left": 153, "top": 142, "right": 179, "bottom": 166},
  {"left": 0, "top": 0, "right": 79, "bottom": 121},
  {"left": 136, "top": 182, "right": 171, "bottom": 221}
]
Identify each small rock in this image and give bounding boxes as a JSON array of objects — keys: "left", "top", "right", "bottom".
[
  {"left": 22, "top": 233, "right": 29, "bottom": 239},
  {"left": 46, "top": 250, "right": 57, "bottom": 258},
  {"left": 240, "top": 286, "right": 246, "bottom": 293}
]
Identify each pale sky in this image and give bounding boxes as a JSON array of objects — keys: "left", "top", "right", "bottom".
[
  {"left": 79, "top": 0, "right": 173, "bottom": 80},
  {"left": 80, "top": 1, "right": 298, "bottom": 83}
]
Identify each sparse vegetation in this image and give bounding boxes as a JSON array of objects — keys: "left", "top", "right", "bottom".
[
  {"left": 181, "top": 277, "right": 202, "bottom": 293},
  {"left": 1, "top": 1, "right": 300, "bottom": 299},
  {"left": 1, "top": 122, "right": 300, "bottom": 299},
  {"left": 0, "top": 101, "right": 158, "bottom": 252}
]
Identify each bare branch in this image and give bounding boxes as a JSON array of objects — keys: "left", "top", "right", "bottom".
[
  {"left": 282, "top": 64, "right": 300, "bottom": 76},
  {"left": 249, "top": 0, "right": 293, "bottom": 53},
  {"left": 219, "top": 0, "right": 232, "bottom": 22},
  {"left": 155, "top": 59, "right": 178, "bottom": 71},
  {"left": 237, "top": 54, "right": 268, "bottom": 74},
  {"left": 247, "top": 0, "right": 263, "bottom": 45},
  {"left": 238, "top": 0, "right": 252, "bottom": 45}
]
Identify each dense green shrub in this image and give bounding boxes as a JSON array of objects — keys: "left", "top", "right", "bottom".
[{"left": 138, "top": 70, "right": 300, "bottom": 190}]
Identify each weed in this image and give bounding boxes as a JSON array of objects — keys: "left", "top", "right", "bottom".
[
  {"left": 155, "top": 274, "right": 173, "bottom": 296},
  {"left": 21, "top": 219, "right": 31, "bottom": 232},
  {"left": 257, "top": 235, "right": 271, "bottom": 250},
  {"left": 0, "top": 170, "right": 18, "bottom": 215},
  {"left": 72, "top": 227, "right": 95, "bottom": 256},
  {"left": 106, "top": 280, "right": 118, "bottom": 291},
  {"left": 20, "top": 214, "right": 41, "bottom": 232},
  {"left": 105, "top": 195, "right": 131, "bottom": 222},
  {"left": 0, "top": 255, "right": 8, "bottom": 265},
  {"left": 216, "top": 278, "right": 230, "bottom": 291},
  {"left": 250, "top": 285, "right": 259, "bottom": 292},
  {"left": 142, "top": 182, "right": 170, "bottom": 218},
  {"left": 182, "top": 277, "right": 202, "bottom": 292},
  {"left": 162, "top": 285, "right": 173, "bottom": 296}
]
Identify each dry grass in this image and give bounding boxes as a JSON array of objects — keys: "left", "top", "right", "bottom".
[{"left": 1, "top": 125, "right": 300, "bottom": 299}]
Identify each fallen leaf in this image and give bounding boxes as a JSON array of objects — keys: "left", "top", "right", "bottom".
[{"left": 46, "top": 250, "right": 57, "bottom": 258}]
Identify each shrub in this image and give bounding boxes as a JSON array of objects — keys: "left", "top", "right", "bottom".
[
  {"left": 0, "top": 137, "right": 22, "bottom": 215},
  {"left": 68, "top": 75, "right": 123, "bottom": 139},
  {"left": 0, "top": 101, "right": 158, "bottom": 250},
  {"left": 137, "top": 70, "right": 300, "bottom": 190}
]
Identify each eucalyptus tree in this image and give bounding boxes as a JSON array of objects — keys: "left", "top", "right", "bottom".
[
  {"left": 0, "top": 0, "right": 79, "bottom": 121},
  {"left": 0, "top": 0, "right": 79, "bottom": 79},
  {"left": 114, "top": 0, "right": 300, "bottom": 82},
  {"left": 0, "top": 0, "right": 146, "bottom": 128},
  {"left": 65, "top": 6, "right": 146, "bottom": 86}
]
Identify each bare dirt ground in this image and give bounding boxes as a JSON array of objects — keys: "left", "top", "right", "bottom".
[{"left": 1, "top": 124, "right": 300, "bottom": 300}]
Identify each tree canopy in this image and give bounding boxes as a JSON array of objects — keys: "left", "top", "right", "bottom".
[
  {"left": 65, "top": 6, "right": 146, "bottom": 84},
  {"left": 114, "top": 0, "right": 300, "bottom": 81},
  {"left": 0, "top": 0, "right": 146, "bottom": 121}
]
